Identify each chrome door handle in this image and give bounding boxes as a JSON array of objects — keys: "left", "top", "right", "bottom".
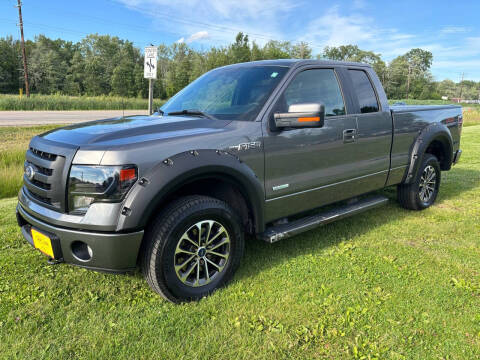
[{"left": 343, "top": 129, "right": 356, "bottom": 143}]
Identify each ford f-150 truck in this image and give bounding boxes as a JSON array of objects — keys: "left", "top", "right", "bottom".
[{"left": 16, "top": 60, "right": 463, "bottom": 302}]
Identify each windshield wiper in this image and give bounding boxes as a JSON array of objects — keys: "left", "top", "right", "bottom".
[{"left": 167, "top": 109, "right": 218, "bottom": 121}]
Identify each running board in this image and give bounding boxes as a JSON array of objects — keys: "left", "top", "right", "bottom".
[{"left": 260, "top": 195, "right": 389, "bottom": 243}]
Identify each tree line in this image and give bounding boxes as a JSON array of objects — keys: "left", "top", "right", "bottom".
[{"left": 1, "top": 32, "right": 479, "bottom": 100}]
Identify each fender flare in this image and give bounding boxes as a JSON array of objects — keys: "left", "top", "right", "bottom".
[
  {"left": 116, "top": 149, "right": 265, "bottom": 233},
  {"left": 403, "top": 123, "right": 453, "bottom": 184}
]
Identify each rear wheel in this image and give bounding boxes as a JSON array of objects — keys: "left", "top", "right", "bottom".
[
  {"left": 397, "top": 154, "right": 441, "bottom": 210},
  {"left": 141, "top": 195, "right": 244, "bottom": 302}
]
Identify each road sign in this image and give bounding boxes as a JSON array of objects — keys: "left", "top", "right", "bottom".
[{"left": 144, "top": 46, "right": 158, "bottom": 79}]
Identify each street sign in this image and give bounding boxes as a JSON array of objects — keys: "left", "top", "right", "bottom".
[{"left": 144, "top": 46, "right": 158, "bottom": 79}]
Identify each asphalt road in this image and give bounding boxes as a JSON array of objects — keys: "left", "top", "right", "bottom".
[{"left": 0, "top": 110, "right": 148, "bottom": 126}]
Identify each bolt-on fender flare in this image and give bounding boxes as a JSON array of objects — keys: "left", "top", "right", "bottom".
[
  {"left": 116, "top": 149, "right": 265, "bottom": 233},
  {"left": 403, "top": 123, "right": 453, "bottom": 184}
]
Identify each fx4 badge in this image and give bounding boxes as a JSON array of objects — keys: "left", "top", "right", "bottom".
[{"left": 229, "top": 141, "right": 261, "bottom": 152}]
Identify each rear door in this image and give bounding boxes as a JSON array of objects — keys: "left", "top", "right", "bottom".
[
  {"left": 262, "top": 66, "right": 360, "bottom": 222},
  {"left": 342, "top": 68, "right": 392, "bottom": 187}
]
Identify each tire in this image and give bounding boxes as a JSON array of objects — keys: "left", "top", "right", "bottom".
[
  {"left": 140, "top": 195, "right": 244, "bottom": 302},
  {"left": 397, "top": 154, "right": 441, "bottom": 210}
]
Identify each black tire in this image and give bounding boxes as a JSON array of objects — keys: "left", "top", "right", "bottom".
[
  {"left": 140, "top": 195, "right": 244, "bottom": 302},
  {"left": 397, "top": 154, "right": 441, "bottom": 210}
]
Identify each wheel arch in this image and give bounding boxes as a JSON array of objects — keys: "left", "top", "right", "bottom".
[
  {"left": 117, "top": 150, "right": 265, "bottom": 234},
  {"left": 403, "top": 123, "right": 453, "bottom": 184}
]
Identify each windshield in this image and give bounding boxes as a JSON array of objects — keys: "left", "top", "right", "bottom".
[{"left": 160, "top": 65, "right": 289, "bottom": 121}]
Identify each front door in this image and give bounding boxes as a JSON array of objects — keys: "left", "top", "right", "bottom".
[{"left": 263, "top": 67, "right": 362, "bottom": 222}]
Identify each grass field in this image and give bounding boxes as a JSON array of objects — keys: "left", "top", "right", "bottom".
[
  {"left": 0, "top": 125, "right": 60, "bottom": 199},
  {"left": 1, "top": 94, "right": 479, "bottom": 112},
  {"left": 0, "top": 94, "right": 166, "bottom": 111},
  {"left": 390, "top": 99, "right": 480, "bottom": 108},
  {"left": 0, "top": 125, "right": 479, "bottom": 358}
]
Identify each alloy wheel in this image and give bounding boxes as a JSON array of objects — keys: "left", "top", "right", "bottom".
[
  {"left": 419, "top": 165, "right": 436, "bottom": 203},
  {"left": 174, "top": 220, "right": 230, "bottom": 287}
]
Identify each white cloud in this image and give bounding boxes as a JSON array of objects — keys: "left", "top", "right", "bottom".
[
  {"left": 186, "top": 31, "right": 209, "bottom": 43},
  {"left": 118, "top": 0, "right": 480, "bottom": 80},
  {"left": 118, "top": 0, "right": 296, "bottom": 45},
  {"left": 301, "top": 6, "right": 376, "bottom": 49},
  {"left": 176, "top": 37, "right": 185, "bottom": 43},
  {"left": 440, "top": 26, "right": 470, "bottom": 34}
]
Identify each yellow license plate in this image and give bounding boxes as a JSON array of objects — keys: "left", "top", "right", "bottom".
[{"left": 31, "top": 228, "right": 54, "bottom": 258}]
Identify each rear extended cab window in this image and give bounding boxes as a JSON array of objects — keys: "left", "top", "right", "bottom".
[{"left": 348, "top": 69, "right": 379, "bottom": 113}]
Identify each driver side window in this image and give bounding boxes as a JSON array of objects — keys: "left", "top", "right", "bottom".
[{"left": 278, "top": 69, "right": 346, "bottom": 117}]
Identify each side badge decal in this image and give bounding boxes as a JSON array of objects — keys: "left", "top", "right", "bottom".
[{"left": 229, "top": 142, "right": 261, "bottom": 152}]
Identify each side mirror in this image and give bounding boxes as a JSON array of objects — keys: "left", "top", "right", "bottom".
[{"left": 274, "top": 103, "right": 325, "bottom": 129}]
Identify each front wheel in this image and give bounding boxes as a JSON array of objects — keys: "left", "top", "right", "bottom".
[
  {"left": 141, "top": 195, "right": 244, "bottom": 302},
  {"left": 397, "top": 154, "right": 441, "bottom": 210}
]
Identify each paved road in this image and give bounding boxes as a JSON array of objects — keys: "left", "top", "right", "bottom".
[{"left": 0, "top": 110, "right": 149, "bottom": 126}]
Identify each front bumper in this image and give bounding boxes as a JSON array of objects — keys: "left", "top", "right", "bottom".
[{"left": 17, "top": 203, "right": 144, "bottom": 273}]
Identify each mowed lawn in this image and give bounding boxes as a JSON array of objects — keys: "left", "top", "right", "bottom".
[{"left": 0, "top": 126, "right": 479, "bottom": 359}]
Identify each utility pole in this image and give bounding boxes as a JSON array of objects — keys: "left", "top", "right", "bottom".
[
  {"left": 16, "top": 0, "right": 30, "bottom": 97},
  {"left": 458, "top": 72, "right": 465, "bottom": 100}
]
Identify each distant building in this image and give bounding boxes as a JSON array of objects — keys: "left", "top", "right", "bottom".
[
  {"left": 441, "top": 96, "right": 448, "bottom": 100},
  {"left": 451, "top": 98, "right": 462, "bottom": 103}
]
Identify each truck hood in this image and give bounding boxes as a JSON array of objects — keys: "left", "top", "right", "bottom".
[{"left": 40, "top": 114, "right": 232, "bottom": 147}]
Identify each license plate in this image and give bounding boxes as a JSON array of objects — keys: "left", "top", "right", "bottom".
[{"left": 31, "top": 228, "right": 55, "bottom": 258}]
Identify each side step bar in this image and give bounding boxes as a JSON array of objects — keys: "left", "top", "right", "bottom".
[{"left": 260, "top": 195, "right": 389, "bottom": 243}]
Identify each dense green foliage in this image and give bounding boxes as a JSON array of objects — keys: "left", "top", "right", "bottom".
[
  {"left": 2, "top": 33, "right": 480, "bottom": 102},
  {"left": 0, "top": 125, "right": 479, "bottom": 358}
]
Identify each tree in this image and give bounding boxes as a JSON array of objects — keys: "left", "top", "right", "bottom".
[
  {"left": 262, "top": 40, "right": 291, "bottom": 59},
  {"left": 0, "top": 36, "right": 22, "bottom": 93},
  {"left": 321, "top": 45, "right": 386, "bottom": 84},
  {"left": 229, "top": 33, "right": 250, "bottom": 63},
  {"left": 250, "top": 41, "right": 263, "bottom": 61},
  {"left": 28, "top": 35, "right": 72, "bottom": 94},
  {"left": 403, "top": 48, "right": 433, "bottom": 99},
  {"left": 291, "top": 42, "right": 312, "bottom": 59}
]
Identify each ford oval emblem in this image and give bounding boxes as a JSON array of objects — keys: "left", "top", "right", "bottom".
[{"left": 25, "top": 164, "right": 36, "bottom": 180}]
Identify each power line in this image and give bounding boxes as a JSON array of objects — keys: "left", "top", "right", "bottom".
[{"left": 106, "top": 0, "right": 326, "bottom": 50}]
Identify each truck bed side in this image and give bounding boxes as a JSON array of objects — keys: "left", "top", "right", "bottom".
[{"left": 387, "top": 105, "right": 462, "bottom": 186}]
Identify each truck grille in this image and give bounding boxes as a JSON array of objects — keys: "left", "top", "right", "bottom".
[
  {"left": 24, "top": 145, "right": 68, "bottom": 211},
  {"left": 30, "top": 147, "right": 57, "bottom": 161}
]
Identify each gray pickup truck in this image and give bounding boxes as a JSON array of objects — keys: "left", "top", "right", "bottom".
[{"left": 17, "top": 60, "right": 463, "bottom": 302}]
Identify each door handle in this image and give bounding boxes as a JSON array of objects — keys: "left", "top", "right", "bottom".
[{"left": 343, "top": 129, "right": 356, "bottom": 143}]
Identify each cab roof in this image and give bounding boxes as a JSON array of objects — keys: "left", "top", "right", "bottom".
[{"left": 221, "top": 59, "right": 373, "bottom": 69}]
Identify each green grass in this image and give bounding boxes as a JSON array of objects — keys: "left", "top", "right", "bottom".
[
  {"left": 0, "top": 126, "right": 61, "bottom": 199},
  {"left": 390, "top": 99, "right": 480, "bottom": 109},
  {"left": 0, "top": 126, "right": 479, "bottom": 358},
  {"left": 0, "top": 94, "right": 166, "bottom": 111}
]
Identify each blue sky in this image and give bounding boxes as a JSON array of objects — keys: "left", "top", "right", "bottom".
[{"left": 1, "top": 0, "right": 479, "bottom": 81}]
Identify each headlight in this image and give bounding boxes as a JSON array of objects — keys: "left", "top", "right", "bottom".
[{"left": 68, "top": 165, "right": 137, "bottom": 214}]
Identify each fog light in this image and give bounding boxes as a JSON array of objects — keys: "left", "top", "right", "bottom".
[{"left": 71, "top": 241, "right": 92, "bottom": 262}]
